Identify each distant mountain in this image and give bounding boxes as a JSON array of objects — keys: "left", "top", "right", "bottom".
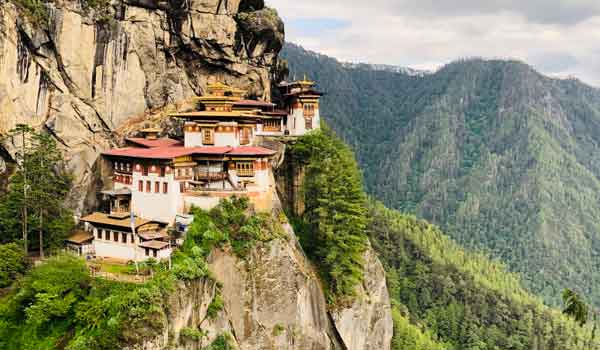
[
  {"left": 281, "top": 42, "right": 600, "bottom": 307},
  {"left": 340, "top": 62, "right": 430, "bottom": 77}
]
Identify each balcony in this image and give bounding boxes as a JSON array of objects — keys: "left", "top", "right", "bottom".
[{"left": 194, "top": 172, "right": 228, "bottom": 181}]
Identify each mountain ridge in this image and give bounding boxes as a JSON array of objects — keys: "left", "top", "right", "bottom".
[{"left": 282, "top": 42, "right": 600, "bottom": 307}]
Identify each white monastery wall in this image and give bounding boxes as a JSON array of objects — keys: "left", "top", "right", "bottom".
[{"left": 131, "top": 171, "right": 182, "bottom": 223}]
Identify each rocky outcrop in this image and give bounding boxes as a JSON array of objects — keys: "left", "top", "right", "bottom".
[
  {"left": 0, "top": 0, "right": 284, "bottom": 212},
  {"left": 330, "top": 248, "right": 393, "bottom": 350},
  {"left": 126, "top": 214, "right": 392, "bottom": 350}
]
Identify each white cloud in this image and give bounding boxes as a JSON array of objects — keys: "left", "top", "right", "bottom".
[{"left": 267, "top": 0, "right": 600, "bottom": 86}]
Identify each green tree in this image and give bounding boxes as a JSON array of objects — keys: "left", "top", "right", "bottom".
[
  {"left": 0, "top": 242, "right": 27, "bottom": 287},
  {"left": 563, "top": 289, "right": 589, "bottom": 326},
  {"left": 0, "top": 126, "right": 73, "bottom": 255},
  {"left": 290, "top": 128, "right": 369, "bottom": 300}
]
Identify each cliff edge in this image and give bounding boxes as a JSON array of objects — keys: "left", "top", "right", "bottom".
[{"left": 0, "top": 0, "right": 283, "bottom": 211}]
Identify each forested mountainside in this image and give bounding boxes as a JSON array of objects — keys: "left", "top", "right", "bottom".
[
  {"left": 282, "top": 42, "right": 600, "bottom": 307},
  {"left": 286, "top": 129, "right": 599, "bottom": 350}
]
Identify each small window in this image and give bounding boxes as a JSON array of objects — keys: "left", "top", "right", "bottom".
[
  {"left": 142, "top": 166, "right": 148, "bottom": 176},
  {"left": 96, "top": 229, "right": 102, "bottom": 239},
  {"left": 160, "top": 167, "right": 165, "bottom": 177},
  {"left": 146, "top": 181, "right": 151, "bottom": 192},
  {"left": 163, "top": 182, "right": 168, "bottom": 194},
  {"left": 155, "top": 182, "right": 160, "bottom": 193},
  {"left": 122, "top": 233, "right": 127, "bottom": 243},
  {"left": 145, "top": 248, "right": 150, "bottom": 256},
  {"left": 203, "top": 129, "right": 214, "bottom": 145},
  {"left": 113, "top": 232, "right": 119, "bottom": 242},
  {"left": 180, "top": 182, "right": 185, "bottom": 193},
  {"left": 240, "top": 128, "right": 251, "bottom": 145},
  {"left": 153, "top": 250, "right": 157, "bottom": 258},
  {"left": 236, "top": 161, "right": 254, "bottom": 177},
  {"left": 138, "top": 180, "right": 144, "bottom": 192},
  {"left": 131, "top": 234, "right": 135, "bottom": 244},
  {"left": 305, "top": 117, "right": 313, "bottom": 130},
  {"left": 105, "top": 230, "right": 110, "bottom": 240}
]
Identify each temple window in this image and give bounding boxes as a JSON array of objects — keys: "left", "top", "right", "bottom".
[
  {"left": 203, "top": 129, "right": 214, "bottom": 145},
  {"left": 303, "top": 104, "right": 315, "bottom": 117},
  {"left": 146, "top": 181, "right": 151, "bottom": 192},
  {"left": 236, "top": 161, "right": 254, "bottom": 177},
  {"left": 97, "top": 229, "right": 102, "bottom": 239},
  {"left": 163, "top": 182, "right": 168, "bottom": 194},
  {"left": 264, "top": 119, "right": 281, "bottom": 131},
  {"left": 155, "top": 181, "right": 160, "bottom": 193},
  {"left": 305, "top": 117, "right": 313, "bottom": 130},
  {"left": 113, "top": 232, "right": 119, "bottom": 242},
  {"left": 142, "top": 166, "right": 148, "bottom": 176},
  {"left": 160, "top": 167, "right": 165, "bottom": 177},
  {"left": 104, "top": 230, "right": 110, "bottom": 240},
  {"left": 122, "top": 233, "right": 127, "bottom": 244},
  {"left": 240, "top": 128, "right": 251, "bottom": 145},
  {"left": 138, "top": 180, "right": 143, "bottom": 192}
]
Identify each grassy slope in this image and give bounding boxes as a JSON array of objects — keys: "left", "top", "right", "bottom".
[{"left": 282, "top": 43, "right": 600, "bottom": 306}]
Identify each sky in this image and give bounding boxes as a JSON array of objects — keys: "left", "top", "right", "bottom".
[{"left": 267, "top": 0, "right": 600, "bottom": 86}]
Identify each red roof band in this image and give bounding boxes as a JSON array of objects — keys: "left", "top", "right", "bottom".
[{"left": 103, "top": 146, "right": 276, "bottom": 160}]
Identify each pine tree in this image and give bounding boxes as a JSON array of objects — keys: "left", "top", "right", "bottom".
[
  {"left": 291, "top": 127, "right": 369, "bottom": 300},
  {"left": 0, "top": 126, "right": 73, "bottom": 255}
]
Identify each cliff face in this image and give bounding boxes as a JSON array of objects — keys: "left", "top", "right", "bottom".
[
  {"left": 0, "top": 0, "right": 283, "bottom": 212},
  {"left": 126, "top": 212, "right": 392, "bottom": 350}
]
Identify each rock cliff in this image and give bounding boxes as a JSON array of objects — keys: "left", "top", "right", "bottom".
[
  {"left": 125, "top": 209, "right": 393, "bottom": 350},
  {"left": 0, "top": 0, "right": 283, "bottom": 212}
]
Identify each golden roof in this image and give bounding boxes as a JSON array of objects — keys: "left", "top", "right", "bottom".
[
  {"left": 138, "top": 240, "right": 170, "bottom": 250},
  {"left": 170, "top": 111, "right": 261, "bottom": 118},
  {"left": 81, "top": 212, "right": 151, "bottom": 230},
  {"left": 207, "top": 81, "right": 231, "bottom": 90},
  {"left": 140, "top": 127, "right": 162, "bottom": 133},
  {"left": 66, "top": 230, "right": 94, "bottom": 244}
]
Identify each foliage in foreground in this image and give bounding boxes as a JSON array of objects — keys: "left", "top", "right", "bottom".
[
  {"left": 367, "top": 201, "right": 600, "bottom": 350},
  {"left": 0, "top": 242, "right": 27, "bottom": 288},
  {"left": 0, "top": 198, "right": 281, "bottom": 349},
  {"left": 288, "top": 128, "right": 369, "bottom": 302},
  {"left": 0, "top": 254, "right": 175, "bottom": 350}
]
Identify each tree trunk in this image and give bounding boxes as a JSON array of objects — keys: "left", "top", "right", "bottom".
[
  {"left": 21, "top": 129, "right": 28, "bottom": 254},
  {"left": 39, "top": 210, "right": 44, "bottom": 259}
]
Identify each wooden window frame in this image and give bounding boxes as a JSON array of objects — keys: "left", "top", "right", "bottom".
[
  {"left": 155, "top": 181, "right": 160, "bottom": 193},
  {"left": 104, "top": 230, "right": 110, "bottom": 240},
  {"left": 138, "top": 180, "right": 144, "bottom": 192},
  {"left": 146, "top": 181, "right": 151, "bottom": 192},
  {"left": 163, "top": 182, "right": 168, "bottom": 194},
  {"left": 236, "top": 161, "right": 255, "bottom": 177},
  {"left": 203, "top": 129, "right": 214, "bottom": 145},
  {"left": 122, "top": 233, "right": 127, "bottom": 244}
]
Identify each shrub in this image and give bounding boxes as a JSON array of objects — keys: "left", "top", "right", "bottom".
[
  {"left": 207, "top": 293, "right": 224, "bottom": 319},
  {"left": 0, "top": 242, "right": 27, "bottom": 287}
]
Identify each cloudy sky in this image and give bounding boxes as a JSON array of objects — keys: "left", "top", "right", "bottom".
[{"left": 267, "top": 0, "right": 600, "bottom": 86}]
